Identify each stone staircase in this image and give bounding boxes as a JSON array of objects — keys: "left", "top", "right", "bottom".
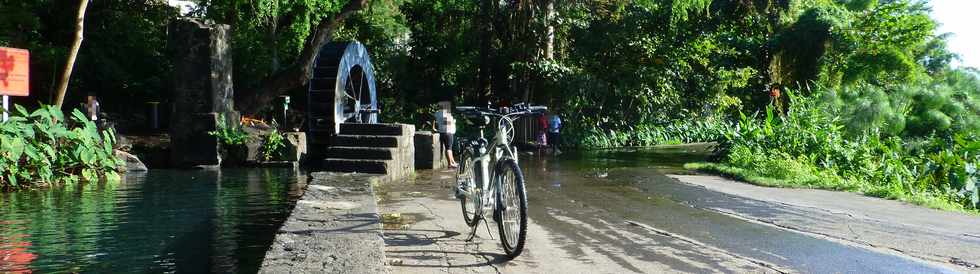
[{"left": 321, "top": 123, "right": 415, "bottom": 180}]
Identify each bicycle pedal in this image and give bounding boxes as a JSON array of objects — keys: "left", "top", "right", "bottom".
[{"left": 454, "top": 187, "right": 468, "bottom": 199}]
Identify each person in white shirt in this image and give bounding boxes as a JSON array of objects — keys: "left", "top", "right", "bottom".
[
  {"left": 434, "top": 100, "right": 458, "bottom": 168},
  {"left": 85, "top": 94, "right": 100, "bottom": 121}
]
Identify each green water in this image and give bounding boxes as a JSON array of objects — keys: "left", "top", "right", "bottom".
[
  {"left": 0, "top": 168, "right": 305, "bottom": 273},
  {"left": 556, "top": 143, "right": 714, "bottom": 172}
]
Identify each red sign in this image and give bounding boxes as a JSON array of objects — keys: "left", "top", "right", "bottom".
[{"left": 0, "top": 47, "right": 29, "bottom": 96}]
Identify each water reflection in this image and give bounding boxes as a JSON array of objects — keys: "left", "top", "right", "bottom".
[{"left": 0, "top": 168, "right": 305, "bottom": 273}]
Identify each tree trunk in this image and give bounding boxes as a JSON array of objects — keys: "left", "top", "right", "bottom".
[
  {"left": 477, "top": 0, "right": 493, "bottom": 105},
  {"left": 235, "top": 0, "right": 368, "bottom": 116},
  {"left": 544, "top": 0, "right": 555, "bottom": 60},
  {"left": 270, "top": 16, "right": 280, "bottom": 72},
  {"left": 53, "top": 0, "right": 89, "bottom": 108}
]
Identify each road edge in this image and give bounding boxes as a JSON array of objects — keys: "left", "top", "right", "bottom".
[
  {"left": 259, "top": 172, "right": 389, "bottom": 274},
  {"left": 667, "top": 174, "right": 972, "bottom": 273}
]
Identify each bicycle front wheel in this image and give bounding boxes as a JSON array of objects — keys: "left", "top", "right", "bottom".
[
  {"left": 495, "top": 159, "right": 527, "bottom": 259},
  {"left": 457, "top": 151, "right": 480, "bottom": 227}
]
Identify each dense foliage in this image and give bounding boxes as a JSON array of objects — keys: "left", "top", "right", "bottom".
[
  {"left": 0, "top": 105, "right": 121, "bottom": 190},
  {"left": 2, "top": 0, "right": 962, "bottom": 135},
  {"left": 696, "top": 76, "right": 980, "bottom": 210},
  {"left": 0, "top": 0, "right": 177, "bottom": 112}
]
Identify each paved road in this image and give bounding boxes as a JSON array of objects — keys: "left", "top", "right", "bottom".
[{"left": 378, "top": 153, "right": 963, "bottom": 274}]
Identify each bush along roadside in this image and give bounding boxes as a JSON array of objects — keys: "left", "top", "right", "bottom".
[
  {"left": 0, "top": 104, "right": 122, "bottom": 190},
  {"left": 566, "top": 118, "right": 732, "bottom": 148},
  {"left": 690, "top": 87, "right": 980, "bottom": 212}
]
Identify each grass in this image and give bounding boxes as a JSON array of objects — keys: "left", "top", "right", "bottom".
[{"left": 684, "top": 162, "right": 975, "bottom": 214}]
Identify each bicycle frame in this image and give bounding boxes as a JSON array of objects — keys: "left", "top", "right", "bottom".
[{"left": 468, "top": 115, "right": 519, "bottom": 218}]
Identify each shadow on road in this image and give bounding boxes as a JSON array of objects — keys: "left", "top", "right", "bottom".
[
  {"left": 383, "top": 228, "right": 512, "bottom": 269},
  {"left": 385, "top": 249, "right": 509, "bottom": 268}
]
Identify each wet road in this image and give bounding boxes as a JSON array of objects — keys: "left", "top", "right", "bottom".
[{"left": 378, "top": 148, "right": 959, "bottom": 273}]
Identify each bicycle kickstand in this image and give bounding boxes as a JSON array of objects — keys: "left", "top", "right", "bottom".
[
  {"left": 483, "top": 219, "right": 495, "bottom": 240},
  {"left": 464, "top": 217, "right": 496, "bottom": 241}
]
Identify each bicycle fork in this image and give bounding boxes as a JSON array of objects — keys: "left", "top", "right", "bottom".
[{"left": 466, "top": 153, "right": 496, "bottom": 241}]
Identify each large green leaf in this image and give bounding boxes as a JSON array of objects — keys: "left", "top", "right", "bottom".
[
  {"left": 14, "top": 104, "right": 29, "bottom": 117},
  {"left": 3, "top": 136, "right": 25, "bottom": 162}
]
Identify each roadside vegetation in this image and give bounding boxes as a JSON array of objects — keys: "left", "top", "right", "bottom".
[
  {"left": 0, "top": 105, "right": 121, "bottom": 190},
  {"left": 690, "top": 78, "right": 980, "bottom": 212}
]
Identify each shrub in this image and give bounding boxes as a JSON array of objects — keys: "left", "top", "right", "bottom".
[
  {"left": 209, "top": 115, "right": 250, "bottom": 146},
  {"left": 260, "top": 129, "right": 287, "bottom": 161},
  {"left": 571, "top": 118, "right": 732, "bottom": 148},
  {"left": 0, "top": 105, "right": 121, "bottom": 190},
  {"left": 711, "top": 86, "right": 980, "bottom": 210}
]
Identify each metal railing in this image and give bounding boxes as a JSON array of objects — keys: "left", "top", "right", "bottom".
[{"left": 512, "top": 115, "right": 546, "bottom": 146}]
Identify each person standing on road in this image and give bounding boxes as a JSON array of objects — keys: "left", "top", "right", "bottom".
[
  {"left": 548, "top": 111, "right": 561, "bottom": 153},
  {"left": 434, "top": 100, "right": 458, "bottom": 168},
  {"left": 537, "top": 113, "right": 548, "bottom": 148}
]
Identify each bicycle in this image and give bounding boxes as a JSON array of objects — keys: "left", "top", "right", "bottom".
[{"left": 454, "top": 103, "right": 547, "bottom": 259}]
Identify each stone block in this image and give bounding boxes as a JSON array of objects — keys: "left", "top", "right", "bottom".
[
  {"left": 115, "top": 150, "right": 148, "bottom": 172},
  {"left": 170, "top": 112, "right": 221, "bottom": 167},
  {"left": 414, "top": 131, "right": 445, "bottom": 170},
  {"left": 168, "top": 19, "right": 235, "bottom": 117},
  {"left": 246, "top": 138, "right": 262, "bottom": 162},
  {"left": 283, "top": 132, "right": 307, "bottom": 162},
  {"left": 168, "top": 18, "right": 239, "bottom": 168}
]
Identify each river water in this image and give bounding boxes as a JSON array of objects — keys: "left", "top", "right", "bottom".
[{"left": 0, "top": 168, "right": 305, "bottom": 273}]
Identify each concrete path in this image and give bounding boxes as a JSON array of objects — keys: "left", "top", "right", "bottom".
[
  {"left": 378, "top": 171, "right": 781, "bottom": 274},
  {"left": 260, "top": 172, "right": 387, "bottom": 274},
  {"left": 377, "top": 157, "right": 964, "bottom": 274},
  {"left": 669, "top": 174, "right": 980, "bottom": 272}
]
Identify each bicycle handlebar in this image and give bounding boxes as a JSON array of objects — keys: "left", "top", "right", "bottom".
[{"left": 456, "top": 104, "right": 547, "bottom": 117}]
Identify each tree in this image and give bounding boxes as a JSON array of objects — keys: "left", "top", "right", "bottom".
[
  {"left": 476, "top": 0, "right": 492, "bottom": 104},
  {"left": 53, "top": 0, "right": 89, "bottom": 107},
  {"left": 235, "top": 0, "right": 370, "bottom": 115}
]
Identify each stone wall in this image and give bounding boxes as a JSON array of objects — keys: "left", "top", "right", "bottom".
[{"left": 168, "top": 19, "right": 239, "bottom": 167}]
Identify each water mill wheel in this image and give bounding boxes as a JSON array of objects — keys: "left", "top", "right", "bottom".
[{"left": 307, "top": 41, "right": 379, "bottom": 137}]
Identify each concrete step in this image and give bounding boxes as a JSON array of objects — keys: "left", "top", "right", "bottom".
[
  {"left": 330, "top": 134, "right": 407, "bottom": 148},
  {"left": 323, "top": 158, "right": 390, "bottom": 174},
  {"left": 339, "top": 123, "right": 410, "bottom": 136},
  {"left": 325, "top": 147, "right": 395, "bottom": 160}
]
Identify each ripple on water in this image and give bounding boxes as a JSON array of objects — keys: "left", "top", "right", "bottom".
[{"left": 0, "top": 168, "right": 304, "bottom": 273}]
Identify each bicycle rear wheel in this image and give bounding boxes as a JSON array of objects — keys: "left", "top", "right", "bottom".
[
  {"left": 495, "top": 159, "right": 527, "bottom": 259},
  {"left": 457, "top": 151, "right": 480, "bottom": 227}
]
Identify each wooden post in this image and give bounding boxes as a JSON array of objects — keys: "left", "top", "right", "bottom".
[{"left": 2, "top": 95, "right": 8, "bottom": 122}]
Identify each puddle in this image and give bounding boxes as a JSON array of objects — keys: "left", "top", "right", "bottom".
[{"left": 381, "top": 212, "right": 428, "bottom": 230}]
